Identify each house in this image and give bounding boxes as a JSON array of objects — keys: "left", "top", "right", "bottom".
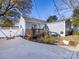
[
  {"left": 0, "top": 14, "right": 72, "bottom": 38},
  {"left": 19, "top": 17, "right": 72, "bottom": 37},
  {"left": 24, "top": 17, "right": 47, "bottom": 39},
  {"left": 46, "top": 20, "right": 72, "bottom": 36},
  {"left": 0, "top": 15, "right": 46, "bottom": 38}
]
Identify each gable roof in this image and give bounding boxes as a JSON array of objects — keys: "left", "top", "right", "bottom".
[
  {"left": 47, "top": 20, "right": 71, "bottom": 24},
  {"left": 23, "top": 17, "right": 46, "bottom": 24}
]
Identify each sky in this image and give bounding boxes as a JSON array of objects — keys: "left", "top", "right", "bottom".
[{"left": 30, "top": 0, "right": 73, "bottom": 21}]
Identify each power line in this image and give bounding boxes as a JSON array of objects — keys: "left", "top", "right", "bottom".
[
  {"left": 33, "top": 0, "right": 41, "bottom": 19},
  {"left": 61, "top": 0, "right": 72, "bottom": 9},
  {"left": 52, "top": 0, "right": 60, "bottom": 16},
  {"left": 33, "top": 0, "right": 74, "bottom": 20},
  {"left": 52, "top": 0, "right": 64, "bottom": 19},
  {"left": 68, "top": 0, "right": 75, "bottom": 8}
]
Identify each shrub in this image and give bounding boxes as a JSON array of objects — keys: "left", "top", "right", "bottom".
[
  {"left": 73, "top": 30, "right": 79, "bottom": 35},
  {"left": 39, "top": 34, "right": 56, "bottom": 44},
  {"left": 2, "top": 19, "right": 14, "bottom": 27}
]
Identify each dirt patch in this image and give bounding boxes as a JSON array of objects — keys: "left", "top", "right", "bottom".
[
  {"left": 59, "top": 35, "right": 79, "bottom": 41},
  {"left": 58, "top": 35, "right": 79, "bottom": 45}
]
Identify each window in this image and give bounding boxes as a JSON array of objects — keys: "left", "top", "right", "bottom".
[{"left": 60, "top": 31, "right": 63, "bottom": 34}]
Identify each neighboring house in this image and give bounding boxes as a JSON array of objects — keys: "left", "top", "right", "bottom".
[{"left": 46, "top": 20, "right": 72, "bottom": 36}]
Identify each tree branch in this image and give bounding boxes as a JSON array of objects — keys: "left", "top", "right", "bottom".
[{"left": 0, "top": 0, "right": 15, "bottom": 16}]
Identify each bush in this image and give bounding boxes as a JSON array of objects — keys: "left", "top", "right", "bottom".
[
  {"left": 38, "top": 34, "right": 56, "bottom": 44},
  {"left": 73, "top": 30, "right": 79, "bottom": 35},
  {"left": 2, "top": 19, "right": 14, "bottom": 27}
]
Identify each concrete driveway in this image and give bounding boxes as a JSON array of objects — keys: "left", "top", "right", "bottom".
[{"left": 0, "top": 37, "right": 79, "bottom": 59}]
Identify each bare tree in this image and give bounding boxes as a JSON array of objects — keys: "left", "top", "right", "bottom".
[{"left": 0, "top": 0, "right": 32, "bottom": 17}]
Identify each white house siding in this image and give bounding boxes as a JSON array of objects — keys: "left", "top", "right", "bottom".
[
  {"left": 46, "top": 21, "right": 65, "bottom": 36},
  {"left": 0, "top": 27, "right": 21, "bottom": 38},
  {"left": 19, "top": 16, "right": 26, "bottom": 36},
  {"left": 0, "top": 16, "right": 26, "bottom": 38}
]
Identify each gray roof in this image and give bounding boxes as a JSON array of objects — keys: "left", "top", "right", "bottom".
[
  {"left": 46, "top": 20, "right": 71, "bottom": 24},
  {"left": 23, "top": 17, "right": 46, "bottom": 24}
]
